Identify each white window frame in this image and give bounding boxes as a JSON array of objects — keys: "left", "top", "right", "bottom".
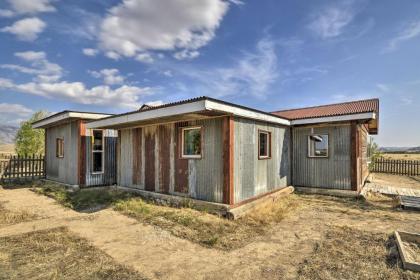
[
  {"left": 181, "top": 126, "right": 202, "bottom": 159},
  {"left": 91, "top": 129, "right": 104, "bottom": 174},
  {"left": 308, "top": 134, "right": 329, "bottom": 158},
  {"left": 56, "top": 138, "right": 64, "bottom": 158},
  {"left": 258, "top": 130, "right": 271, "bottom": 159}
]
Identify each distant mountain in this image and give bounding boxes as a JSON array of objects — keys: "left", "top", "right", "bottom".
[
  {"left": 0, "top": 125, "right": 18, "bottom": 144},
  {"left": 379, "top": 146, "right": 420, "bottom": 153}
]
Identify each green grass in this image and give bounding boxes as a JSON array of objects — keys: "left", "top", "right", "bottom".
[
  {"left": 33, "top": 182, "right": 132, "bottom": 211},
  {"left": 33, "top": 182, "right": 299, "bottom": 250}
]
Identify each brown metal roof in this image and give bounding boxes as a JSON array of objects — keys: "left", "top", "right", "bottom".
[{"left": 271, "top": 98, "right": 379, "bottom": 120}]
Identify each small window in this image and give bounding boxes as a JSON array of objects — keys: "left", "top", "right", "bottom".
[
  {"left": 56, "top": 138, "right": 64, "bottom": 158},
  {"left": 181, "top": 127, "right": 202, "bottom": 158},
  {"left": 258, "top": 130, "right": 271, "bottom": 159},
  {"left": 308, "top": 134, "right": 329, "bottom": 157},
  {"left": 92, "top": 130, "right": 104, "bottom": 173}
]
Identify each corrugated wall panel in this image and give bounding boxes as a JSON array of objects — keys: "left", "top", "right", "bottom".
[
  {"left": 84, "top": 129, "right": 117, "bottom": 186},
  {"left": 117, "top": 118, "right": 224, "bottom": 203},
  {"left": 292, "top": 124, "right": 351, "bottom": 189},
  {"left": 234, "top": 118, "right": 290, "bottom": 203},
  {"left": 45, "top": 121, "right": 78, "bottom": 185}
]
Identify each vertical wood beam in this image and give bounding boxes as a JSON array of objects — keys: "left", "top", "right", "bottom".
[
  {"left": 78, "top": 120, "right": 86, "bottom": 186},
  {"left": 222, "top": 116, "right": 234, "bottom": 205},
  {"left": 350, "top": 122, "right": 358, "bottom": 191}
]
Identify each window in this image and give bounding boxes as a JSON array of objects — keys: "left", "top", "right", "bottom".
[
  {"left": 181, "top": 127, "right": 202, "bottom": 158},
  {"left": 92, "top": 130, "right": 104, "bottom": 173},
  {"left": 56, "top": 138, "right": 64, "bottom": 158},
  {"left": 258, "top": 130, "right": 271, "bottom": 159},
  {"left": 308, "top": 134, "right": 329, "bottom": 157}
]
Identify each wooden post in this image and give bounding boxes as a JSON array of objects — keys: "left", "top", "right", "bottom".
[{"left": 222, "top": 116, "right": 234, "bottom": 205}]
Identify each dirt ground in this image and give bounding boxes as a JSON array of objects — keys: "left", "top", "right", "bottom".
[
  {"left": 1, "top": 187, "right": 419, "bottom": 280},
  {"left": 370, "top": 173, "right": 420, "bottom": 191}
]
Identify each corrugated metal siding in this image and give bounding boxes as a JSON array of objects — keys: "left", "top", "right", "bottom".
[
  {"left": 117, "top": 118, "right": 224, "bottom": 203},
  {"left": 292, "top": 124, "right": 351, "bottom": 189},
  {"left": 45, "top": 121, "right": 79, "bottom": 185},
  {"left": 84, "top": 129, "right": 117, "bottom": 186},
  {"left": 234, "top": 118, "right": 290, "bottom": 203}
]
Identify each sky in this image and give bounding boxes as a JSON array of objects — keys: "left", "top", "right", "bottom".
[{"left": 0, "top": 0, "right": 419, "bottom": 147}]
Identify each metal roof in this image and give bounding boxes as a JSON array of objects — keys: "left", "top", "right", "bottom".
[{"left": 271, "top": 98, "right": 379, "bottom": 120}]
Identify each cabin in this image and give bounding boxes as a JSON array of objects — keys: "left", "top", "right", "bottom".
[
  {"left": 32, "top": 111, "right": 118, "bottom": 187},
  {"left": 33, "top": 97, "right": 379, "bottom": 206}
]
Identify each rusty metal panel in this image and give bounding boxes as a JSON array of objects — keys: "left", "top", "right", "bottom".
[
  {"left": 233, "top": 117, "right": 290, "bottom": 203},
  {"left": 174, "top": 122, "right": 189, "bottom": 193},
  {"left": 158, "top": 124, "right": 171, "bottom": 193},
  {"left": 144, "top": 126, "right": 156, "bottom": 191},
  {"left": 292, "top": 124, "right": 351, "bottom": 190}
]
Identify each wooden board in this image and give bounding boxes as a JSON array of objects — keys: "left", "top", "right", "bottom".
[{"left": 400, "top": 195, "right": 420, "bottom": 211}]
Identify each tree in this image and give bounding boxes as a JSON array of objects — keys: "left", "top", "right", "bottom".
[
  {"left": 368, "top": 137, "right": 382, "bottom": 161},
  {"left": 15, "top": 111, "right": 48, "bottom": 155}
]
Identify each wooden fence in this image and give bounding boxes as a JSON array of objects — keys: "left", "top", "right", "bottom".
[
  {"left": 370, "top": 157, "right": 420, "bottom": 176},
  {"left": 0, "top": 154, "right": 45, "bottom": 181}
]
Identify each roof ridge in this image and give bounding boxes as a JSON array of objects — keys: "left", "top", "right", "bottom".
[{"left": 271, "top": 98, "right": 379, "bottom": 113}]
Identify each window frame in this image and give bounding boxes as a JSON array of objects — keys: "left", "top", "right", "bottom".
[
  {"left": 91, "top": 129, "right": 105, "bottom": 174},
  {"left": 180, "top": 126, "right": 203, "bottom": 159},
  {"left": 258, "top": 129, "right": 271, "bottom": 160},
  {"left": 56, "top": 138, "right": 64, "bottom": 158},
  {"left": 307, "top": 134, "right": 329, "bottom": 158}
]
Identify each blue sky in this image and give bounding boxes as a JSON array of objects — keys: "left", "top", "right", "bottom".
[{"left": 0, "top": 0, "right": 419, "bottom": 147}]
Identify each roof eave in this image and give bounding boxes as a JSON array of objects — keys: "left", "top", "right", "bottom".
[
  {"left": 86, "top": 99, "right": 291, "bottom": 129},
  {"left": 33, "top": 112, "right": 113, "bottom": 129},
  {"left": 290, "top": 112, "right": 376, "bottom": 126}
]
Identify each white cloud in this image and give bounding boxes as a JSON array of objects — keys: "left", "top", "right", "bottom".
[
  {"left": 0, "top": 79, "right": 154, "bottom": 109},
  {"left": 7, "top": 0, "right": 55, "bottom": 14},
  {"left": 376, "top": 83, "right": 390, "bottom": 92},
  {"left": 0, "top": 103, "right": 34, "bottom": 125},
  {"left": 1, "top": 17, "right": 46, "bottom": 41},
  {"left": 1, "top": 51, "right": 62, "bottom": 82},
  {"left": 0, "top": 9, "right": 14, "bottom": 17},
  {"left": 308, "top": 3, "right": 355, "bottom": 38},
  {"left": 82, "top": 48, "right": 99, "bottom": 56},
  {"left": 98, "top": 0, "right": 232, "bottom": 61},
  {"left": 173, "top": 50, "right": 200, "bottom": 60},
  {"left": 135, "top": 53, "right": 154, "bottom": 63},
  {"left": 0, "top": 53, "right": 155, "bottom": 109},
  {"left": 88, "top": 68, "right": 126, "bottom": 85},
  {"left": 177, "top": 37, "right": 278, "bottom": 98},
  {"left": 384, "top": 21, "right": 420, "bottom": 53}
]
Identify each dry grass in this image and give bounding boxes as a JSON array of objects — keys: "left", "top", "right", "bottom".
[
  {"left": 33, "top": 182, "right": 300, "bottom": 250},
  {"left": 0, "top": 204, "right": 37, "bottom": 226},
  {"left": 0, "top": 227, "right": 146, "bottom": 280},
  {"left": 0, "top": 144, "right": 15, "bottom": 154},
  {"left": 383, "top": 153, "right": 420, "bottom": 161},
  {"left": 297, "top": 226, "right": 420, "bottom": 280},
  {"left": 114, "top": 194, "right": 300, "bottom": 250}
]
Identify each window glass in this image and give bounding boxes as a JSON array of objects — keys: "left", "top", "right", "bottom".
[
  {"left": 92, "top": 130, "right": 104, "bottom": 172},
  {"left": 93, "top": 130, "right": 103, "bottom": 151},
  {"left": 56, "top": 138, "right": 64, "bottom": 158},
  {"left": 259, "top": 131, "right": 270, "bottom": 158},
  {"left": 308, "top": 134, "right": 329, "bottom": 157},
  {"left": 182, "top": 127, "right": 201, "bottom": 157},
  {"left": 92, "top": 152, "right": 103, "bottom": 172}
]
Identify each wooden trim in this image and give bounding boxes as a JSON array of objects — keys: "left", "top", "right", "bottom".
[
  {"left": 222, "top": 116, "right": 234, "bottom": 205},
  {"left": 307, "top": 133, "right": 329, "bottom": 158},
  {"left": 78, "top": 121, "right": 86, "bottom": 186},
  {"left": 258, "top": 129, "right": 272, "bottom": 160},
  {"left": 180, "top": 126, "right": 203, "bottom": 159},
  {"left": 230, "top": 186, "right": 291, "bottom": 209},
  {"left": 350, "top": 122, "right": 358, "bottom": 191}
]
